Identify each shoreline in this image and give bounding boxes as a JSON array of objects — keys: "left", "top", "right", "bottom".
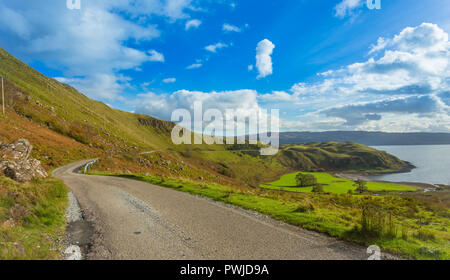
[{"left": 334, "top": 172, "right": 445, "bottom": 192}]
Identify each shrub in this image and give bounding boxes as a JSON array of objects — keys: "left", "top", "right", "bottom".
[
  {"left": 311, "top": 184, "right": 324, "bottom": 193},
  {"left": 295, "top": 173, "right": 317, "bottom": 187},
  {"left": 354, "top": 179, "right": 368, "bottom": 194}
]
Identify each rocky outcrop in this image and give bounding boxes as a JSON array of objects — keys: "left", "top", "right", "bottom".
[
  {"left": 1, "top": 139, "right": 33, "bottom": 160},
  {"left": 0, "top": 139, "right": 48, "bottom": 182}
]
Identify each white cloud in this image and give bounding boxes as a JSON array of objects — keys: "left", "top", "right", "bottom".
[
  {"left": 260, "top": 23, "right": 450, "bottom": 132},
  {"left": 186, "top": 63, "right": 203, "bottom": 69},
  {"left": 255, "top": 39, "right": 275, "bottom": 79},
  {"left": 131, "top": 23, "right": 450, "bottom": 133},
  {"left": 369, "top": 37, "right": 387, "bottom": 54},
  {"left": 334, "top": 0, "right": 363, "bottom": 18},
  {"left": 147, "top": 50, "right": 165, "bottom": 62},
  {"left": 222, "top": 23, "right": 241, "bottom": 33},
  {"left": 0, "top": 0, "right": 196, "bottom": 100},
  {"left": 163, "top": 77, "right": 177, "bottom": 83},
  {"left": 205, "top": 42, "right": 229, "bottom": 53},
  {"left": 185, "top": 19, "right": 202, "bottom": 30},
  {"left": 0, "top": 6, "right": 31, "bottom": 39},
  {"left": 248, "top": 65, "right": 254, "bottom": 71},
  {"left": 134, "top": 89, "right": 278, "bottom": 135},
  {"left": 55, "top": 74, "right": 131, "bottom": 100}
]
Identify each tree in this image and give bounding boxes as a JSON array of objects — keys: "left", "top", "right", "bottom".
[
  {"left": 295, "top": 173, "right": 317, "bottom": 187},
  {"left": 354, "top": 179, "right": 368, "bottom": 194},
  {"left": 312, "top": 184, "right": 324, "bottom": 193}
]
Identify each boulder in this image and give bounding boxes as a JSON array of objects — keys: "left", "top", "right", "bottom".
[
  {"left": 1, "top": 139, "right": 32, "bottom": 160},
  {"left": 0, "top": 139, "right": 48, "bottom": 182}
]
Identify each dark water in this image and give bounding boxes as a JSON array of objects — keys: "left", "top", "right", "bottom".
[{"left": 370, "top": 145, "right": 450, "bottom": 185}]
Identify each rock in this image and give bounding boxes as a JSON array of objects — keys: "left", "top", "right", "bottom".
[
  {"left": 0, "top": 139, "right": 48, "bottom": 182},
  {"left": 64, "top": 245, "right": 82, "bottom": 260},
  {"left": 3, "top": 218, "right": 15, "bottom": 228},
  {"left": 1, "top": 139, "right": 32, "bottom": 160},
  {"left": 13, "top": 242, "right": 25, "bottom": 256}
]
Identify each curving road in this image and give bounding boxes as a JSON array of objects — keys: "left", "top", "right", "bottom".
[{"left": 53, "top": 160, "right": 368, "bottom": 260}]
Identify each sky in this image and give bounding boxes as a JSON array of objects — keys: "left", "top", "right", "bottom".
[{"left": 0, "top": 0, "right": 449, "bottom": 133}]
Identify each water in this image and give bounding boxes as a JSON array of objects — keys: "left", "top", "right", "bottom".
[{"left": 369, "top": 145, "right": 450, "bottom": 185}]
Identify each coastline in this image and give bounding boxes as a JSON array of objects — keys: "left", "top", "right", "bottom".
[{"left": 334, "top": 172, "right": 444, "bottom": 192}]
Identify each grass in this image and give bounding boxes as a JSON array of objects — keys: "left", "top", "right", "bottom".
[
  {"left": 91, "top": 171, "right": 450, "bottom": 260},
  {"left": 260, "top": 172, "right": 418, "bottom": 194},
  {"left": 0, "top": 176, "right": 68, "bottom": 260}
]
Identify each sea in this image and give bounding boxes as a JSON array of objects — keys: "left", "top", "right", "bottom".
[{"left": 369, "top": 145, "right": 450, "bottom": 185}]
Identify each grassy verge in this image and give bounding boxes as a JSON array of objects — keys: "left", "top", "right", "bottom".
[
  {"left": 0, "top": 176, "right": 68, "bottom": 260},
  {"left": 91, "top": 172, "right": 449, "bottom": 260},
  {"left": 260, "top": 172, "right": 418, "bottom": 194}
]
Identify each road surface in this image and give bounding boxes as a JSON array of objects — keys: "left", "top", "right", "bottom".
[{"left": 53, "top": 160, "right": 368, "bottom": 260}]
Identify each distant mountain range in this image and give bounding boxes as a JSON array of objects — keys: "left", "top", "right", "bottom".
[{"left": 275, "top": 131, "right": 450, "bottom": 146}]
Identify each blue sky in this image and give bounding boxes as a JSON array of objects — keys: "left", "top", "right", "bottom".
[{"left": 0, "top": 0, "right": 449, "bottom": 132}]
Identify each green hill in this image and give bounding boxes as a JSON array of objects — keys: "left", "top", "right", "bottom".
[{"left": 0, "top": 46, "right": 410, "bottom": 186}]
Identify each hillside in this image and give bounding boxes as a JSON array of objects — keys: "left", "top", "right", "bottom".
[
  {"left": 276, "top": 131, "right": 450, "bottom": 146},
  {"left": 276, "top": 142, "right": 411, "bottom": 174},
  {"left": 0, "top": 46, "right": 410, "bottom": 186}
]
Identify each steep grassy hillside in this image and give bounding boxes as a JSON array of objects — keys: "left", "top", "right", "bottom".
[
  {"left": 276, "top": 142, "right": 410, "bottom": 174},
  {"left": 0, "top": 46, "right": 410, "bottom": 187}
]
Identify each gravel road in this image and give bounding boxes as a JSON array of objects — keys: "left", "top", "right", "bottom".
[{"left": 53, "top": 160, "right": 369, "bottom": 260}]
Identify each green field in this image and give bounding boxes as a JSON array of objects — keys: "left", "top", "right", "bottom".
[{"left": 261, "top": 172, "right": 418, "bottom": 193}]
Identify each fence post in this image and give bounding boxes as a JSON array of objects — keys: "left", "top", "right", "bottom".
[{"left": 1, "top": 76, "right": 4, "bottom": 115}]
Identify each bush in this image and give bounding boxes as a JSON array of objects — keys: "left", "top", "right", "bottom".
[
  {"left": 354, "top": 179, "right": 368, "bottom": 194},
  {"left": 295, "top": 173, "right": 317, "bottom": 187},
  {"left": 311, "top": 184, "right": 324, "bottom": 193}
]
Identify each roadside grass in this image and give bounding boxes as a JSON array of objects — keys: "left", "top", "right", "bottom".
[
  {"left": 0, "top": 176, "right": 68, "bottom": 260},
  {"left": 260, "top": 172, "right": 418, "bottom": 194},
  {"left": 91, "top": 172, "right": 449, "bottom": 260}
]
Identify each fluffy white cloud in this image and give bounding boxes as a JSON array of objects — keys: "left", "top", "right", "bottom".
[
  {"left": 255, "top": 39, "right": 275, "bottom": 79},
  {"left": 260, "top": 23, "right": 450, "bottom": 132},
  {"left": 135, "top": 89, "right": 278, "bottom": 135},
  {"left": 334, "top": 0, "right": 363, "bottom": 18},
  {"left": 185, "top": 19, "right": 202, "bottom": 30},
  {"left": 222, "top": 23, "right": 241, "bottom": 33},
  {"left": 55, "top": 74, "right": 131, "bottom": 100},
  {"left": 0, "top": 0, "right": 196, "bottom": 100},
  {"left": 186, "top": 63, "right": 203, "bottom": 69},
  {"left": 147, "top": 50, "right": 165, "bottom": 62},
  {"left": 205, "top": 42, "right": 229, "bottom": 53},
  {"left": 163, "top": 77, "right": 177, "bottom": 83},
  {"left": 136, "top": 89, "right": 259, "bottom": 120}
]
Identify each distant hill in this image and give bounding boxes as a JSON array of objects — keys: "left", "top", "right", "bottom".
[{"left": 276, "top": 131, "right": 450, "bottom": 146}]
